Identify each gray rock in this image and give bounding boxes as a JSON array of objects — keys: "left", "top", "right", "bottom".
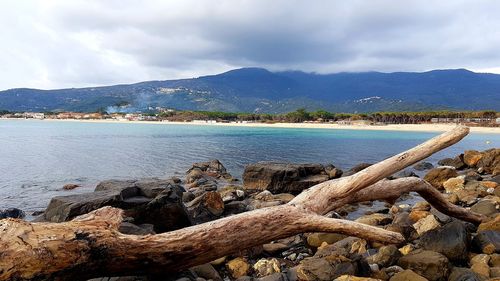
[
  {"left": 118, "top": 222, "right": 155, "bottom": 235},
  {"left": 414, "top": 161, "right": 434, "bottom": 171},
  {"left": 135, "top": 179, "right": 175, "bottom": 198},
  {"left": 473, "top": 230, "right": 500, "bottom": 254},
  {"left": 190, "top": 263, "right": 222, "bottom": 281},
  {"left": 0, "top": 208, "right": 25, "bottom": 219},
  {"left": 243, "top": 162, "right": 330, "bottom": 194},
  {"left": 470, "top": 200, "right": 498, "bottom": 217},
  {"left": 418, "top": 221, "right": 469, "bottom": 262},
  {"left": 398, "top": 250, "right": 450, "bottom": 281},
  {"left": 448, "top": 267, "right": 485, "bottom": 281},
  {"left": 132, "top": 185, "right": 190, "bottom": 233},
  {"left": 437, "top": 156, "right": 465, "bottom": 170},
  {"left": 344, "top": 163, "right": 372, "bottom": 177},
  {"left": 44, "top": 189, "right": 135, "bottom": 222},
  {"left": 366, "top": 245, "right": 401, "bottom": 267}
]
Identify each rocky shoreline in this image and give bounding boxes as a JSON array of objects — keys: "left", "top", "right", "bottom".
[{"left": 2, "top": 149, "right": 499, "bottom": 281}]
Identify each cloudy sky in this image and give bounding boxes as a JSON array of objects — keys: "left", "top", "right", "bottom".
[{"left": 1, "top": 0, "right": 500, "bottom": 90}]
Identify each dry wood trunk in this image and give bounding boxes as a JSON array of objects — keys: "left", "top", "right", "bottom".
[{"left": 0, "top": 126, "right": 483, "bottom": 280}]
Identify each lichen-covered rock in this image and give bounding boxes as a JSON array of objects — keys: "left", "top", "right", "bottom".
[
  {"left": 226, "top": 257, "right": 250, "bottom": 279},
  {"left": 443, "top": 176, "right": 465, "bottom": 193},
  {"left": 253, "top": 258, "right": 281, "bottom": 277}
]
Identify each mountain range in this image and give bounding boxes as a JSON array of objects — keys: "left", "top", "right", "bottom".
[{"left": 1, "top": 68, "right": 499, "bottom": 113}]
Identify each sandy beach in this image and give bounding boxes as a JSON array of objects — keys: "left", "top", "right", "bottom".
[{"left": 5, "top": 118, "right": 500, "bottom": 134}]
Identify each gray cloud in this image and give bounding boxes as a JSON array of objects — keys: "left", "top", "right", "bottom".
[{"left": 1, "top": 0, "right": 500, "bottom": 90}]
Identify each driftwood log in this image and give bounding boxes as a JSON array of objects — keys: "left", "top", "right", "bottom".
[{"left": 0, "top": 126, "right": 485, "bottom": 280}]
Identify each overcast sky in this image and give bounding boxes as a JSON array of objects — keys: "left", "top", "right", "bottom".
[{"left": 1, "top": 0, "right": 500, "bottom": 90}]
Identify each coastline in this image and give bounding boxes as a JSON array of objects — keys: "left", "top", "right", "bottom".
[{"left": 2, "top": 118, "right": 500, "bottom": 133}]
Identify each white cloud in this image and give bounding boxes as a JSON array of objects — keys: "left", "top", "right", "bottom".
[{"left": 1, "top": 0, "right": 500, "bottom": 90}]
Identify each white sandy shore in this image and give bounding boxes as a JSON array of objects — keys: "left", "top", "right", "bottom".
[{"left": 4, "top": 118, "right": 500, "bottom": 134}]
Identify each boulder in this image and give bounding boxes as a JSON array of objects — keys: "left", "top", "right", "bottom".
[
  {"left": 366, "top": 245, "right": 401, "bottom": 267},
  {"left": 355, "top": 213, "right": 392, "bottom": 226},
  {"left": 470, "top": 254, "right": 490, "bottom": 278},
  {"left": 297, "top": 248, "right": 361, "bottom": 281},
  {"left": 418, "top": 221, "right": 469, "bottom": 262},
  {"left": 307, "top": 233, "right": 348, "bottom": 248},
  {"left": 190, "top": 263, "right": 222, "bottom": 281},
  {"left": 398, "top": 250, "right": 450, "bottom": 281},
  {"left": 344, "top": 163, "right": 372, "bottom": 177},
  {"left": 243, "top": 162, "right": 330, "bottom": 194},
  {"left": 470, "top": 200, "right": 498, "bottom": 217},
  {"left": 443, "top": 176, "right": 465, "bottom": 193},
  {"left": 134, "top": 179, "right": 177, "bottom": 198},
  {"left": 476, "top": 149, "right": 500, "bottom": 175},
  {"left": 44, "top": 186, "right": 140, "bottom": 222},
  {"left": 413, "top": 162, "right": 434, "bottom": 171},
  {"left": 118, "top": 222, "right": 155, "bottom": 235},
  {"left": 464, "top": 150, "right": 484, "bottom": 167},
  {"left": 325, "top": 164, "right": 343, "bottom": 179},
  {"left": 448, "top": 267, "right": 484, "bottom": 281},
  {"left": 63, "top": 183, "right": 80, "bottom": 190},
  {"left": 128, "top": 183, "right": 191, "bottom": 233},
  {"left": 0, "top": 208, "right": 25, "bottom": 219},
  {"left": 424, "top": 167, "right": 458, "bottom": 190},
  {"left": 438, "top": 156, "right": 466, "bottom": 170},
  {"left": 389, "top": 269, "right": 428, "bottom": 281},
  {"left": 478, "top": 215, "right": 500, "bottom": 232},
  {"left": 473, "top": 230, "right": 500, "bottom": 254},
  {"left": 184, "top": 191, "right": 224, "bottom": 224},
  {"left": 187, "top": 159, "right": 231, "bottom": 178}
]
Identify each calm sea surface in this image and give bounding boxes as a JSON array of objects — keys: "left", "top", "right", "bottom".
[{"left": 0, "top": 119, "right": 499, "bottom": 213}]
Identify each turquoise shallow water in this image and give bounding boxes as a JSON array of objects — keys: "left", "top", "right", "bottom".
[{"left": 0, "top": 119, "right": 499, "bottom": 212}]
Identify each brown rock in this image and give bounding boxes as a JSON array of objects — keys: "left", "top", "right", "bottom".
[
  {"left": 307, "top": 233, "right": 348, "bottom": 248},
  {"left": 335, "top": 276, "right": 382, "bottom": 281},
  {"left": 62, "top": 183, "right": 80, "bottom": 190},
  {"left": 464, "top": 150, "right": 484, "bottom": 167},
  {"left": 398, "top": 250, "right": 449, "bottom": 281},
  {"left": 470, "top": 254, "right": 490, "bottom": 278},
  {"left": 443, "top": 176, "right": 465, "bottom": 193},
  {"left": 226, "top": 257, "right": 250, "bottom": 279},
  {"left": 409, "top": 210, "right": 431, "bottom": 223},
  {"left": 355, "top": 213, "right": 392, "bottom": 226},
  {"left": 413, "top": 215, "right": 440, "bottom": 236},
  {"left": 389, "top": 269, "right": 428, "bottom": 281},
  {"left": 424, "top": 167, "right": 458, "bottom": 189}
]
